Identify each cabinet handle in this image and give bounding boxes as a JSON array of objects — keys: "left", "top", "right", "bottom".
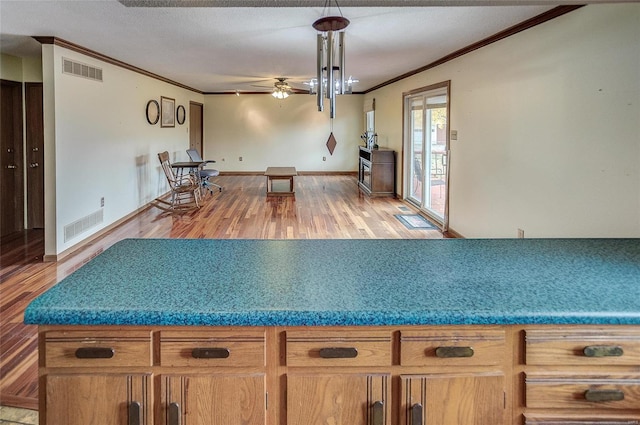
[
  {"left": 319, "top": 347, "right": 358, "bottom": 358},
  {"left": 584, "top": 389, "right": 625, "bottom": 402},
  {"left": 583, "top": 345, "right": 624, "bottom": 357},
  {"left": 169, "top": 402, "right": 181, "bottom": 425},
  {"left": 129, "top": 401, "right": 141, "bottom": 425},
  {"left": 372, "top": 401, "right": 384, "bottom": 425},
  {"left": 410, "top": 403, "right": 423, "bottom": 425},
  {"left": 75, "top": 347, "right": 114, "bottom": 359},
  {"left": 435, "top": 346, "right": 474, "bottom": 358},
  {"left": 191, "top": 347, "right": 230, "bottom": 359}
]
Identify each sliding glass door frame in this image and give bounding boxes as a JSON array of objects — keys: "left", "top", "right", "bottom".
[{"left": 402, "top": 81, "right": 451, "bottom": 231}]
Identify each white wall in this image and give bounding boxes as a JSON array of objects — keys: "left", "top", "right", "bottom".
[
  {"left": 0, "top": 53, "right": 42, "bottom": 82},
  {"left": 43, "top": 45, "right": 204, "bottom": 255},
  {"left": 367, "top": 4, "right": 640, "bottom": 238},
  {"left": 204, "top": 93, "right": 363, "bottom": 172}
]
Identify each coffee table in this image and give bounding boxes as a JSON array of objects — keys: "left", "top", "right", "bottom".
[{"left": 265, "top": 167, "right": 297, "bottom": 197}]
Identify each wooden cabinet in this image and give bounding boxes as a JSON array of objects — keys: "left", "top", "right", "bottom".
[
  {"left": 399, "top": 329, "right": 507, "bottom": 425},
  {"left": 520, "top": 326, "right": 640, "bottom": 424},
  {"left": 358, "top": 147, "right": 395, "bottom": 197},
  {"left": 285, "top": 330, "right": 392, "bottom": 425},
  {"left": 42, "top": 330, "right": 153, "bottom": 425},
  {"left": 161, "top": 374, "right": 265, "bottom": 425},
  {"left": 38, "top": 324, "right": 640, "bottom": 425},
  {"left": 400, "top": 373, "right": 505, "bottom": 425}
]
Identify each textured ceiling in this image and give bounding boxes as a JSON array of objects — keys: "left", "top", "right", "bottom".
[{"left": 0, "top": 0, "right": 586, "bottom": 93}]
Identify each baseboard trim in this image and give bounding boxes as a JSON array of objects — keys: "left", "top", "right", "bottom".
[
  {"left": 0, "top": 393, "right": 38, "bottom": 411},
  {"left": 44, "top": 203, "right": 156, "bottom": 263},
  {"left": 220, "top": 171, "right": 357, "bottom": 176},
  {"left": 444, "top": 227, "right": 464, "bottom": 239}
]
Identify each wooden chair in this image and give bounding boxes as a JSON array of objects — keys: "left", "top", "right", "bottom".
[{"left": 155, "top": 151, "right": 202, "bottom": 211}]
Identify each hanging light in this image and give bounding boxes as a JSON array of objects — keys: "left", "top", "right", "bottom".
[
  {"left": 313, "top": 2, "right": 349, "bottom": 118},
  {"left": 272, "top": 78, "right": 291, "bottom": 99}
]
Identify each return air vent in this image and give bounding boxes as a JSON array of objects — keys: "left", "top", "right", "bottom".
[
  {"left": 62, "top": 58, "right": 103, "bottom": 82},
  {"left": 64, "top": 209, "right": 104, "bottom": 242}
]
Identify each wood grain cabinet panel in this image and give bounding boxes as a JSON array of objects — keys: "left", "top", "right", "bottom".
[
  {"left": 400, "top": 372, "right": 506, "bottom": 425},
  {"left": 526, "top": 374, "right": 640, "bottom": 410},
  {"left": 160, "top": 329, "right": 265, "bottom": 367},
  {"left": 400, "top": 329, "right": 506, "bottom": 366},
  {"left": 525, "top": 328, "right": 640, "bottom": 366},
  {"left": 45, "top": 373, "right": 151, "bottom": 425},
  {"left": 161, "top": 373, "right": 266, "bottom": 425},
  {"left": 287, "top": 373, "right": 390, "bottom": 425},
  {"left": 524, "top": 414, "right": 640, "bottom": 425},
  {"left": 286, "top": 330, "right": 392, "bottom": 367},
  {"left": 44, "top": 330, "right": 152, "bottom": 368}
]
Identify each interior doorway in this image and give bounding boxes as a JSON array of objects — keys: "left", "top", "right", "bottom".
[
  {"left": 1, "top": 79, "right": 25, "bottom": 238},
  {"left": 404, "top": 81, "right": 450, "bottom": 230},
  {"left": 189, "top": 102, "right": 204, "bottom": 153}
]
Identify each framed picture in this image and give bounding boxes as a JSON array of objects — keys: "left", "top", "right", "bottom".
[
  {"left": 176, "top": 105, "right": 186, "bottom": 125},
  {"left": 160, "top": 96, "right": 175, "bottom": 128},
  {"left": 145, "top": 100, "right": 159, "bottom": 125}
]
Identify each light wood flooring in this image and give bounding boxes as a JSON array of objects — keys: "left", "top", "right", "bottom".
[{"left": 0, "top": 174, "right": 446, "bottom": 411}]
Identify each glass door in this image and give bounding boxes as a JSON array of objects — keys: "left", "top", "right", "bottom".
[{"left": 405, "top": 83, "right": 450, "bottom": 228}]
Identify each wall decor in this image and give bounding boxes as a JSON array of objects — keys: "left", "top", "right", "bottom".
[
  {"left": 145, "top": 100, "right": 159, "bottom": 125},
  {"left": 161, "top": 96, "right": 175, "bottom": 128},
  {"left": 176, "top": 105, "right": 186, "bottom": 125}
]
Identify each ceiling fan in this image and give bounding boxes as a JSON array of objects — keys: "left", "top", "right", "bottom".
[{"left": 247, "top": 77, "right": 307, "bottom": 97}]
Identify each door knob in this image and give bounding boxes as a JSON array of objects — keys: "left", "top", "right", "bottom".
[
  {"left": 7, "top": 165, "right": 17, "bottom": 169},
  {"left": 30, "top": 163, "right": 39, "bottom": 168}
]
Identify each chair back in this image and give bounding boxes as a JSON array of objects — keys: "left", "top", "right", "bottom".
[
  {"left": 158, "top": 151, "right": 179, "bottom": 189},
  {"left": 186, "top": 149, "right": 204, "bottom": 162}
]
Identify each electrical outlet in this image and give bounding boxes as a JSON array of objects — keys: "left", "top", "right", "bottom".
[
  {"left": 239, "top": 156, "right": 243, "bottom": 161},
  {"left": 100, "top": 197, "right": 105, "bottom": 207},
  {"left": 517, "top": 228, "right": 524, "bottom": 238}
]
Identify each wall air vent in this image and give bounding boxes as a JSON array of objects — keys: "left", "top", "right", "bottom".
[
  {"left": 64, "top": 209, "right": 104, "bottom": 242},
  {"left": 62, "top": 57, "right": 103, "bottom": 82}
]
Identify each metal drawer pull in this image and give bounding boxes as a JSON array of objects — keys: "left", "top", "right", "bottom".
[
  {"left": 319, "top": 347, "right": 358, "bottom": 358},
  {"left": 169, "top": 402, "right": 181, "bottom": 425},
  {"left": 584, "top": 389, "right": 625, "bottom": 402},
  {"left": 372, "top": 401, "right": 384, "bottom": 425},
  {"left": 411, "top": 403, "right": 423, "bottom": 425},
  {"left": 75, "top": 347, "right": 114, "bottom": 359},
  {"left": 129, "top": 401, "right": 141, "bottom": 425},
  {"left": 583, "top": 345, "right": 624, "bottom": 357},
  {"left": 435, "top": 346, "right": 474, "bottom": 358},
  {"left": 191, "top": 347, "right": 230, "bottom": 359}
]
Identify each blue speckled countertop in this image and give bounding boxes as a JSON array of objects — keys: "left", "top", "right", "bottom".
[{"left": 24, "top": 238, "right": 640, "bottom": 326}]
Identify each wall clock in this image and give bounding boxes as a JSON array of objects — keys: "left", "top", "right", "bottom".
[
  {"left": 146, "top": 100, "right": 159, "bottom": 125},
  {"left": 176, "top": 105, "right": 186, "bottom": 125}
]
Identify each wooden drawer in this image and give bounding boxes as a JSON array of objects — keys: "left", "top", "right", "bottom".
[
  {"left": 400, "top": 329, "right": 506, "bottom": 366},
  {"left": 160, "top": 329, "right": 265, "bottom": 367},
  {"left": 45, "top": 330, "right": 152, "bottom": 368},
  {"left": 526, "top": 373, "right": 640, "bottom": 410},
  {"left": 525, "top": 328, "right": 640, "bottom": 366},
  {"left": 524, "top": 414, "right": 640, "bottom": 425},
  {"left": 286, "top": 330, "right": 391, "bottom": 367}
]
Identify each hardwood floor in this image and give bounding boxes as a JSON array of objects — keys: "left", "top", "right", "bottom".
[{"left": 0, "top": 174, "right": 444, "bottom": 410}]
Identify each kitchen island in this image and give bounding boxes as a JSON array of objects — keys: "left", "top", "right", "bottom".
[{"left": 26, "top": 238, "right": 640, "bottom": 425}]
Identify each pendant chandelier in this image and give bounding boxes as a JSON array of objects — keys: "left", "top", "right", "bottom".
[{"left": 313, "top": 1, "right": 349, "bottom": 119}]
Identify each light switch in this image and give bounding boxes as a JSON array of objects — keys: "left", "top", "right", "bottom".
[{"left": 451, "top": 130, "right": 458, "bottom": 141}]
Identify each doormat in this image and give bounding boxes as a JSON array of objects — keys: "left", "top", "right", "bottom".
[{"left": 394, "top": 214, "right": 437, "bottom": 229}]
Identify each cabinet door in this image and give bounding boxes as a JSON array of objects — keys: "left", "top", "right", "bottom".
[
  {"left": 400, "top": 373, "right": 505, "bottom": 425},
  {"left": 45, "top": 373, "right": 151, "bottom": 425},
  {"left": 287, "top": 373, "right": 390, "bottom": 425},
  {"left": 162, "top": 374, "right": 266, "bottom": 425}
]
